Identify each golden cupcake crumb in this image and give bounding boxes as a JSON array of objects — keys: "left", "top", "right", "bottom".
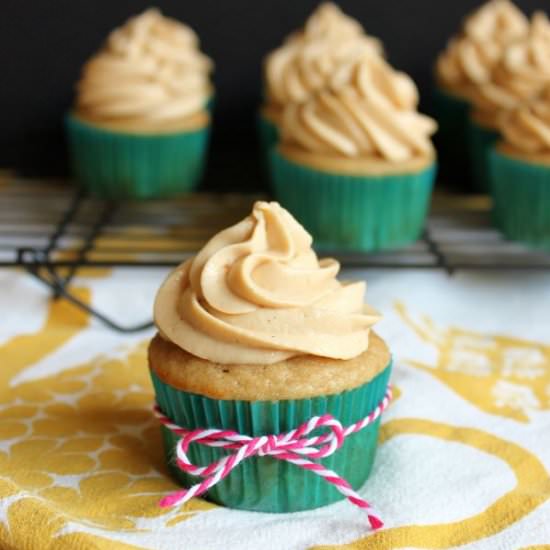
[{"left": 149, "top": 331, "right": 390, "bottom": 401}]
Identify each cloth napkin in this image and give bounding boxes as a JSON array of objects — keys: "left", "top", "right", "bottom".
[{"left": 0, "top": 267, "right": 549, "bottom": 550}]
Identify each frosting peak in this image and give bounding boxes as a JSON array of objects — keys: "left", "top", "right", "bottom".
[
  {"left": 154, "top": 202, "right": 379, "bottom": 365},
  {"left": 76, "top": 8, "right": 213, "bottom": 125},
  {"left": 280, "top": 58, "right": 437, "bottom": 162},
  {"left": 436, "top": 0, "right": 529, "bottom": 94},
  {"left": 303, "top": 3, "right": 367, "bottom": 40},
  {"left": 471, "top": 12, "right": 550, "bottom": 116},
  {"left": 264, "top": 3, "right": 382, "bottom": 107},
  {"left": 464, "top": 0, "right": 528, "bottom": 43}
]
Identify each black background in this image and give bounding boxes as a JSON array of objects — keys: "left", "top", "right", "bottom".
[{"left": 0, "top": 0, "right": 544, "bottom": 190}]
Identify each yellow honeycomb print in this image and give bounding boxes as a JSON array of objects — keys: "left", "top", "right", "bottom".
[
  {"left": 395, "top": 301, "right": 550, "bottom": 422},
  {"left": 1, "top": 283, "right": 549, "bottom": 549},
  {"left": 0, "top": 288, "right": 214, "bottom": 549}
]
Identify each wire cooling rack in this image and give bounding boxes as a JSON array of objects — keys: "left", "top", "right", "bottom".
[{"left": 2, "top": 178, "right": 550, "bottom": 332}]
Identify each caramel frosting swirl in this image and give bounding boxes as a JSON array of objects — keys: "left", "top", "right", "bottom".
[
  {"left": 76, "top": 8, "right": 213, "bottom": 125},
  {"left": 498, "top": 87, "right": 550, "bottom": 153},
  {"left": 436, "top": 0, "right": 528, "bottom": 95},
  {"left": 264, "top": 3, "right": 383, "bottom": 106},
  {"left": 471, "top": 12, "right": 550, "bottom": 115},
  {"left": 280, "top": 58, "right": 437, "bottom": 162},
  {"left": 154, "top": 202, "right": 379, "bottom": 365},
  {"left": 302, "top": 2, "right": 367, "bottom": 40}
]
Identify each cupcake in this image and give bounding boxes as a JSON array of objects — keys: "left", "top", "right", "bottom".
[
  {"left": 149, "top": 201, "right": 392, "bottom": 518},
  {"left": 434, "top": 0, "right": 528, "bottom": 188},
  {"left": 489, "top": 86, "right": 550, "bottom": 247},
  {"left": 469, "top": 12, "right": 550, "bottom": 191},
  {"left": 67, "top": 8, "right": 213, "bottom": 199},
  {"left": 269, "top": 56, "right": 437, "bottom": 252},
  {"left": 260, "top": 3, "right": 383, "bottom": 172}
]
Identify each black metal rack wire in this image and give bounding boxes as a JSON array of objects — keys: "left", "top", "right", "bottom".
[{"left": 2, "top": 179, "right": 550, "bottom": 332}]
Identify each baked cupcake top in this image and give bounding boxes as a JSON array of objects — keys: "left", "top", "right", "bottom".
[
  {"left": 470, "top": 13, "right": 550, "bottom": 124},
  {"left": 435, "top": 0, "right": 529, "bottom": 98},
  {"left": 74, "top": 8, "right": 213, "bottom": 130},
  {"left": 149, "top": 331, "right": 389, "bottom": 400},
  {"left": 263, "top": 3, "right": 382, "bottom": 109},
  {"left": 278, "top": 57, "right": 437, "bottom": 168},
  {"left": 154, "top": 201, "right": 379, "bottom": 365},
  {"left": 497, "top": 86, "right": 550, "bottom": 157}
]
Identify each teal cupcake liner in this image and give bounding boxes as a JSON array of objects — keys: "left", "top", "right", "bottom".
[
  {"left": 467, "top": 118, "right": 499, "bottom": 193},
  {"left": 270, "top": 149, "right": 436, "bottom": 252},
  {"left": 257, "top": 111, "right": 280, "bottom": 179},
  {"left": 66, "top": 114, "right": 210, "bottom": 200},
  {"left": 490, "top": 148, "right": 550, "bottom": 247},
  {"left": 206, "top": 95, "right": 215, "bottom": 114},
  {"left": 432, "top": 86, "right": 471, "bottom": 187},
  {"left": 150, "top": 362, "right": 392, "bottom": 513}
]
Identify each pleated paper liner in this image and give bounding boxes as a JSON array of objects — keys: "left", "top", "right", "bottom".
[
  {"left": 432, "top": 86, "right": 471, "bottom": 188},
  {"left": 257, "top": 110, "right": 280, "bottom": 182},
  {"left": 270, "top": 148, "right": 436, "bottom": 252},
  {"left": 151, "top": 361, "right": 392, "bottom": 513},
  {"left": 490, "top": 147, "right": 550, "bottom": 248},
  {"left": 467, "top": 117, "right": 499, "bottom": 193},
  {"left": 206, "top": 95, "right": 215, "bottom": 114},
  {"left": 66, "top": 113, "right": 210, "bottom": 200}
]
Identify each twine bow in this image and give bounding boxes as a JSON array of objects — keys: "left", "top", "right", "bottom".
[{"left": 154, "top": 386, "right": 392, "bottom": 530}]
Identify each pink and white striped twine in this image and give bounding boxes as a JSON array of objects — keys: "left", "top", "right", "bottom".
[{"left": 153, "top": 385, "right": 392, "bottom": 531}]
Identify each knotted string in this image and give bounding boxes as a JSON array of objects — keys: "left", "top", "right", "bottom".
[{"left": 154, "top": 385, "right": 392, "bottom": 531}]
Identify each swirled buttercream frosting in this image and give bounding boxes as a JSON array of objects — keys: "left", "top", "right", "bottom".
[
  {"left": 470, "top": 12, "right": 550, "bottom": 114},
  {"left": 75, "top": 8, "right": 213, "bottom": 125},
  {"left": 280, "top": 58, "right": 437, "bottom": 162},
  {"left": 264, "top": 3, "right": 383, "bottom": 106},
  {"left": 436, "top": 0, "right": 528, "bottom": 94},
  {"left": 154, "top": 201, "right": 380, "bottom": 365},
  {"left": 498, "top": 86, "right": 550, "bottom": 154}
]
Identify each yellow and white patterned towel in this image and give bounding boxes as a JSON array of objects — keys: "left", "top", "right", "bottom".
[{"left": 0, "top": 267, "right": 549, "bottom": 550}]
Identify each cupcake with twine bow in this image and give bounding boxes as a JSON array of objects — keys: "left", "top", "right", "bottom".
[
  {"left": 66, "top": 8, "right": 213, "bottom": 199},
  {"left": 489, "top": 85, "right": 550, "bottom": 247},
  {"left": 149, "top": 201, "right": 393, "bottom": 528},
  {"left": 259, "top": 3, "right": 383, "bottom": 172},
  {"left": 269, "top": 55, "right": 437, "bottom": 251},
  {"left": 434, "top": 0, "right": 529, "bottom": 187},
  {"left": 468, "top": 11, "right": 550, "bottom": 191}
]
